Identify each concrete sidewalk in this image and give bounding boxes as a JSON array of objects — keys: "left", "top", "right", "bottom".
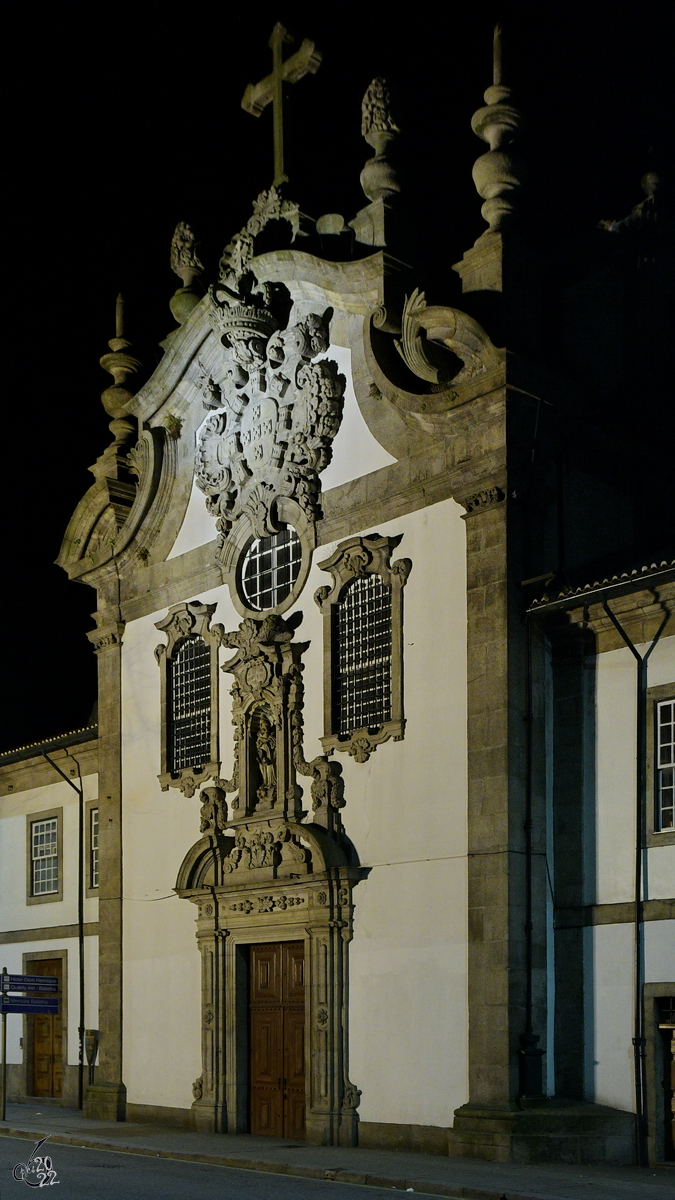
[{"left": 1, "top": 1103, "right": 673, "bottom": 1200}]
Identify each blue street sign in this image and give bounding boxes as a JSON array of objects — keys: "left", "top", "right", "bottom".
[
  {"left": 1, "top": 974, "right": 58, "bottom": 993},
  {"left": 1, "top": 997, "right": 59, "bottom": 1015}
]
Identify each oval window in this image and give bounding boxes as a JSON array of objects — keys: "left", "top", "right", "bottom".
[{"left": 240, "top": 525, "right": 302, "bottom": 611}]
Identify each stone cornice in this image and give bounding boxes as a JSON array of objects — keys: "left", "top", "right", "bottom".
[
  {"left": 555, "top": 898, "right": 674, "bottom": 929},
  {"left": 0, "top": 741, "right": 98, "bottom": 796},
  {"left": 0, "top": 922, "right": 100, "bottom": 944},
  {"left": 565, "top": 581, "right": 674, "bottom": 653}
]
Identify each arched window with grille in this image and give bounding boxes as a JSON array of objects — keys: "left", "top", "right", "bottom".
[
  {"left": 155, "top": 601, "right": 221, "bottom": 793},
  {"left": 168, "top": 635, "right": 212, "bottom": 774},
  {"left": 315, "top": 534, "right": 411, "bottom": 763},
  {"left": 333, "top": 573, "right": 393, "bottom": 736}
]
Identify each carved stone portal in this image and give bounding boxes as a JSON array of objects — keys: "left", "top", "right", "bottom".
[{"left": 176, "top": 610, "right": 362, "bottom": 1145}]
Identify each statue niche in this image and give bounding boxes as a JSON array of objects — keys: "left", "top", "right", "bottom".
[{"left": 251, "top": 708, "right": 277, "bottom": 810}]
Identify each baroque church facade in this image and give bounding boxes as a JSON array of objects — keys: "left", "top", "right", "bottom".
[{"left": 1, "top": 35, "right": 673, "bottom": 1167}]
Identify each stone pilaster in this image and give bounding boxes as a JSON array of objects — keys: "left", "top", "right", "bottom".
[{"left": 83, "top": 613, "right": 126, "bottom": 1122}]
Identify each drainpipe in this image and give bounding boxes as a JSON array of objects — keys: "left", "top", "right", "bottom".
[
  {"left": 42, "top": 753, "right": 85, "bottom": 1111},
  {"left": 599, "top": 596, "right": 668, "bottom": 1167}
]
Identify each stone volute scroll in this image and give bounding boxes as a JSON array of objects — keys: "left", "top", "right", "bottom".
[
  {"left": 396, "top": 288, "right": 502, "bottom": 387},
  {"left": 154, "top": 600, "right": 225, "bottom": 797},
  {"left": 315, "top": 534, "right": 412, "bottom": 762}
]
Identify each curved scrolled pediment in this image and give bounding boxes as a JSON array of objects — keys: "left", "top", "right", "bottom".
[{"left": 175, "top": 818, "right": 353, "bottom": 896}]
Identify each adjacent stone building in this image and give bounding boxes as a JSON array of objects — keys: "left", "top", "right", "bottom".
[{"left": 1, "top": 30, "right": 673, "bottom": 1167}]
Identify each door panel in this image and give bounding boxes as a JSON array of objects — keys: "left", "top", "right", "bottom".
[
  {"left": 30, "top": 959, "right": 62, "bottom": 1098},
  {"left": 249, "top": 942, "right": 305, "bottom": 1138},
  {"left": 283, "top": 1008, "right": 305, "bottom": 1139}
]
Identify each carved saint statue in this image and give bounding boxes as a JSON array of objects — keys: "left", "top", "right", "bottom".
[{"left": 255, "top": 714, "right": 277, "bottom": 804}]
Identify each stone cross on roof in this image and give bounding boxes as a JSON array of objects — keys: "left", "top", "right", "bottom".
[{"left": 241, "top": 23, "right": 322, "bottom": 188}]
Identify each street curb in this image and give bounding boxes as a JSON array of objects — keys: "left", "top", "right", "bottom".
[{"left": 0, "top": 1125, "right": 543, "bottom": 1199}]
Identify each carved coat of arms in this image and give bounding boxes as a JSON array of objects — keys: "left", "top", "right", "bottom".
[{"left": 194, "top": 189, "right": 346, "bottom": 554}]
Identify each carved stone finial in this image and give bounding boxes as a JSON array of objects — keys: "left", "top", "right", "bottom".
[
  {"left": 87, "top": 295, "right": 142, "bottom": 522},
  {"left": 99, "top": 293, "right": 140, "bottom": 453},
  {"left": 470, "top": 25, "right": 525, "bottom": 241},
  {"left": 169, "top": 221, "right": 204, "bottom": 325},
  {"left": 360, "top": 78, "right": 400, "bottom": 203}
]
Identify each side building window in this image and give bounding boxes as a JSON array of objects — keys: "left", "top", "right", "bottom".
[
  {"left": 315, "top": 533, "right": 411, "bottom": 763},
  {"left": 656, "top": 698, "right": 674, "bottom": 832},
  {"left": 155, "top": 600, "right": 222, "bottom": 795},
  {"left": 85, "top": 801, "right": 99, "bottom": 894},
  {"left": 647, "top": 684, "right": 675, "bottom": 846},
  {"left": 26, "top": 809, "right": 63, "bottom": 904}
]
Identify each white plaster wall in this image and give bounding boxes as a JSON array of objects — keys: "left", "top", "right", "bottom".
[
  {"left": 314, "top": 344, "right": 396, "bottom": 490},
  {"left": 121, "top": 583, "right": 239, "bottom": 1109},
  {"left": 167, "top": 343, "right": 396, "bottom": 559},
  {"left": 595, "top": 636, "right": 675, "bottom": 904},
  {"left": 0, "top": 936, "right": 98, "bottom": 1066},
  {"left": 592, "top": 923, "right": 633, "bottom": 1110},
  {"left": 286, "top": 498, "right": 469, "bottom": 1126},
  {"left": 0, "top": 775, "right": 99, "bottom": 932},
  {"left": 593, "top": 919, "right": 675, "bottom": 1112},
  {"left": 124, "top": 497, "right": 467, "bottom": 1123}
]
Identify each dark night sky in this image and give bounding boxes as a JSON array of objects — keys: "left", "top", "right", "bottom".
[{"left": 2, "top": 2, "right": 672, "bottom": 752}]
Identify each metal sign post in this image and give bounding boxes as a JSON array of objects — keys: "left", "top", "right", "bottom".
[
  {"left": 0, "top": 970, "right": 60, "bottom": 1120},
  {"left": 1, "top": 967, "right": 7, "bottom": 1123}
]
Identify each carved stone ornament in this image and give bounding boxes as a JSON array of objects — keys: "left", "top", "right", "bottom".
[
  {"left": 360, "top": 78, "right": 400, "bottom": 203},
  {"left": 196, "top": 190, "right": 345, "bottom": 562},
  {"left": 217, "top": 612, "right": 345, "bottom": 835},
  {"left": 154, "top": 601, "right": 225, "bottom": 796},
  {"left": 470, "top": 25, "right": 525, "bottom": 240},
  {"left": 315, "top": 534, "right": 411, "bottom": 762},
  {"left": 174, "top": 607, "right": 364, "bottom": 1147},
  {"left": 396, "top": 289, "right": 501, "bottom": 387},
  {"left": 170, "top": 221, "right": 204, "bottom": 283}
]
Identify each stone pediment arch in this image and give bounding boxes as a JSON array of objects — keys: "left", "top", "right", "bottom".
[{"left": 175, "top": 817, "right": 354, "bottom": 895}]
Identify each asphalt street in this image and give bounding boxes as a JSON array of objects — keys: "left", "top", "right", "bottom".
[{"left": 0, "top": 1135, "right": 443, "bottom": 1200}]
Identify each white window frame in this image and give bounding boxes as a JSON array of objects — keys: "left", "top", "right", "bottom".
[{"left": 26, "top": 808, "right": 63, "bottom": 905}]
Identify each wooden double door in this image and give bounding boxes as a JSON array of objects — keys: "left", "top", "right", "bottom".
[
  {"left": 31, "top": 959, "right": 63, "bottom": 1098},
  {"left": 249, "top": 941, "right": 305, "bottom": 1138}
]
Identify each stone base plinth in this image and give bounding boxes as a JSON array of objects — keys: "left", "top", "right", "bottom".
[
  {"left": 451, "top": 1100, "right": 634, "bottom": 1165},
  {"left": 189, "top": 1099, "right": 226, "bottom": 1133},
  {"left": 83, "top": 1082, "right": 126, "bottom": 1122}
]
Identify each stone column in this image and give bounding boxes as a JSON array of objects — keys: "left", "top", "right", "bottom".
[
  {"left": 191, "top": 910, "right": 227, "bottom": 1133},
  {"left": 450, "top": 388, "right": 549, "bottom": 1160},
  {"left": 83, "top": 611, "right": 126, "bottom": 1121}
]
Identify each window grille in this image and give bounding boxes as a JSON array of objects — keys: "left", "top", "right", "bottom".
[
  {"left": 169, "top": 635, "right": 211, "bottom": 773},
  {"left": 657, "top": 996, "right": 675, "bottom": 1025},
  {"left": 90, "top": 807, "right": 99, "bottom": 889},
  {"left": 334, "top": 573, "right": 392, "bottom": 735},
  {"left": 241, "top": 526, "right": 301, "bottom": 611},
  {"left": 32, "top": 818, "right": 58, "bottom": 895},
  {"left": 657, "top": 698, "right": 674, "bottom": 831}
]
